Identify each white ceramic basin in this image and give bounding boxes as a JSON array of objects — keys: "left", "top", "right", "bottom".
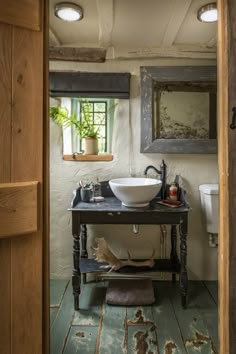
[{"left": 109, "top": 177, "right": 162, "bottom": 207}]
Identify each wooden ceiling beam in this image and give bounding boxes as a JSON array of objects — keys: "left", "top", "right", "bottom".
[
  {"left": 49, "top": 27, "right": 61, "bottom": 46},
  {"left": 96, "top": 0, "right": 114, "bottom": 47},
  {"left": 49, "top": 46, "right": 106, "bottom": 62},
  {"left": 112, "top": 45, "right": 217, "bottom": 60},
  {"left": 161, "top": 0, "right": 192, "bottom": 46},
  {"left": 207, "top": 35, "right": 217, "bottom": 48}
]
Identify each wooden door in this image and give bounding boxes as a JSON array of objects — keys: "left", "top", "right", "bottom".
[
  {"left": 0, "top": 1, "right": 48, "bottom": 354},
  {"left": 218, "top": 0, "right": 236, "bottom": 353}
]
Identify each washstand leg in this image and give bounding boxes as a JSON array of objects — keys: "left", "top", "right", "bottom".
[
  {"left": 81, "top": 224, "right": 88, "bottom": 284},
  {"left": 179, "top": 216, "right": 188, "bottom": 308},
  {"left": 170, "top": 225, "right": 178, "bottom": 282}
]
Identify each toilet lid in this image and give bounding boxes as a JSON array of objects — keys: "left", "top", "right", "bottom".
[{"left": 199, "top": 184, "right": 218, "bottom": 194}]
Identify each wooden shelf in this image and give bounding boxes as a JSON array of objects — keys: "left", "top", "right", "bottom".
[
  {"left": 63, "top": 154, "right": 113, "bottom": 161},
  {"left": 80, "top": 258, "right": 180, "bottom": 274}
]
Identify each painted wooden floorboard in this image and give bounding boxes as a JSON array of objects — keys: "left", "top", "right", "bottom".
[
  {"left": 204, "top": 281, "right": 218, "bottom": 305},
  {"left": 153, "top": 282, "right": 187, "bottom": 354},
  {"left": 50, "top": 280, "right": 218, "bottom": 354},
  {"left": 126, "top": 305, "right": 154, "bottom": 325},
  {"left": 63, "top": 326, "right": 98, "bottom": 354},
  {"left": 128, "top": 324, "right": 158, "bottom": 354},
  {"left": 98, "top": 303, "right": 127, "bottom": 354},
  {"left": 190, "top": 281, "right": 218, "bottom": 351},
  {"left": 50, "top": 281, "right": 75, "bottom": 354},
  {"left": 169, "top": 281, "right": 218, "bottom": 354},
  {"left": 50, "top": 279, "right": 69, "bottom": 307},
  {"left": 50, "top": 307, "right": 59, "bottom": 328},
  {"left": 73, "top": 282, "right": 106, "bottom": 326}
]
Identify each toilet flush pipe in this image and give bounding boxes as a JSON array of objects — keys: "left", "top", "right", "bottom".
[
  {"left": 133, "top": 224, "right": 139, "bottom": 234},
  {"left": 209, "top": 233, "right": 218, "bottom": 247}
]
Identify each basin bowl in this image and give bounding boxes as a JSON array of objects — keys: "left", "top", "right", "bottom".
[{"left": 109, "top": 177, "right": 162, "bottom": 207}]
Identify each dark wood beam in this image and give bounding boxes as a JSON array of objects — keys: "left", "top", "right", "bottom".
[{"left": 49, "top": 46, "right": 106, "bottom": 63}]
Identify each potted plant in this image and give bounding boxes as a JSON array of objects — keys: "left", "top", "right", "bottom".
[{"left": 49, "top": 100, "right": 102, "bottom": 155}]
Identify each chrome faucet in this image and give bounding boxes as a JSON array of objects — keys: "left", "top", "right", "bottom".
[{"left": 144, "top": 160, "right": 167, "bottom": 199}]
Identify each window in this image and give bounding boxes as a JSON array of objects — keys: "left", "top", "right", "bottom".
[{"left": 60, "top": 97, "right": 115, "bottom": 155}]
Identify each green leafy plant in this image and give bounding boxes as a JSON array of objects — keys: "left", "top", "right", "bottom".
[{"left": 49, "top": 100, "right": 102, "bottom": 139}]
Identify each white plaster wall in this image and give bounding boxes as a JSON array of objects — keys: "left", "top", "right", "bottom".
[{"left": 50, "top": 58, "right": 218, "bottom": 280}]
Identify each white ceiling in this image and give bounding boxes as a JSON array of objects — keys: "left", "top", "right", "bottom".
[{"left": 49, "top": 0, "right": 217, "bottom": 60}]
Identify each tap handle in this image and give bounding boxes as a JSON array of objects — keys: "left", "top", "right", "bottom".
[{"left": 160, "top": 160, "right": 167, "bottom": 199}]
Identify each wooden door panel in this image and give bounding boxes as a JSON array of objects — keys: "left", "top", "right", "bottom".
[
  {"left": 0, "top": 182, "right": 38, "bottom": 238},
  {"left": 0, "top": 23, "right": 12, "bottom": 183},
  {"left": 0, "top": 0, "right": 47, "bottom": 353},
  {"left": 12, "top": 28, "right": 43, "bottom": 182},
  {"left": 0, "top": 0, "right": 41, "bottom": 31},
  {"left": 0, "top": 240, "right": 11, "bottom": 354},
  {"left": 12, "top": 234, "right": 42, "bottom": 354}
]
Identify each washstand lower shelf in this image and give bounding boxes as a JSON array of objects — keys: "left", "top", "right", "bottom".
[{"left": 80, "top": 257, "right": 181, "bottom": 274}]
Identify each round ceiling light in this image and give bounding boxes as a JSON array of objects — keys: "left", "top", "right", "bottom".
[
  {"left": 197, "top": 3, "right": 217, "bottom": 22},
  {"left": 55, "top": 2, "right": 83, "bottom": 22}
]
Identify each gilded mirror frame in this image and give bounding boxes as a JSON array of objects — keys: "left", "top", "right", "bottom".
[{"left": 140, "top": 66, "right": 217, "bottom": 153}]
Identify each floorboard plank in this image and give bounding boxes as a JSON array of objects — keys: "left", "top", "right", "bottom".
[
  {"left": 190, "top": 281, "right": 218, "bottom": 351},
  {"left": 49, "top": 280, "right": 218, "bottom": 354},
  {"left": 50, "top": 281, "right": 74, "bottom": 354},
  {"left": 50, "top": 279, "right": 69, "bottom": 307},
  {"left": 153, "top": 282, "right": 187, "bottom": 353},
  {"left": 126, "top": 305, "right": 154, "bottom": 325},
  {"left": 169, "top": 281, "right": 218, "bottom": 353},
  {"left": 72, "top": 282, "right": 106, "bottom": 326},
  {"left": 63, "top": 326, "right": 98, "bottom": 354},
  {"left": 203, "top": 281, "right": 218, "bottom": 305},
  {"left": 128, "top": 325, "right": 158, "bottom": 354},
  {"left": 50, "top": 308, "right": 59, "bottom": 328},
  {"left": 98, "top": 303, "right": 127, "bottom": 354}
]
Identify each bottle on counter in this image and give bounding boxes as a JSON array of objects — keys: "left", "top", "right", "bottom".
[
  {"left": 169, "top": 182, "right": 178, "bottom": 201},
  {"left": 93, "top": 179, "right": 102, "bottom": 198}
]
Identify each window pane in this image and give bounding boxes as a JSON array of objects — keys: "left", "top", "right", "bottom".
[
  {"left": 98, "top": 125, "right": 105, "bottom": 138},
  {"left": 94, "top": 102, "right": 106, "bottom": 111},
  {"left": 94, "top": 113, "right": 105, "bottom": 124}
]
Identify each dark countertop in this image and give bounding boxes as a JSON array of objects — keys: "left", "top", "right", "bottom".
[
  {"left": 69, "top": 196, "right": 190, "bottom": 213},
  {"left": 69, "top": 180, "right": 191, "bottom": 214}
]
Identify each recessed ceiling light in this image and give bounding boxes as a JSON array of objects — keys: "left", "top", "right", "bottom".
[
  {"left": 197, "top": 3, "right": 217, "bottom": 22},
  {"left": 55, "top": 2, "right": 83, "bottom": 22}
]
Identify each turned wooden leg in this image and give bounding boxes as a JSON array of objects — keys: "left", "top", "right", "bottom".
[
  {"left": 179, "top": 215, "right": 188, "bottom": 308},
  {"left": 170, "top": 225, "right": 178, "bottom": 282},
  {"left": 72, "top": 212, "right": 81, "bottom": 310},
  {"left": 81, "top": 224, "right": 88, "bottom": 284}
]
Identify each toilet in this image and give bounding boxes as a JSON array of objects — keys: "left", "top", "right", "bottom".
[{"left": 199, "top": 184, "right": 219, "bottom": 247}]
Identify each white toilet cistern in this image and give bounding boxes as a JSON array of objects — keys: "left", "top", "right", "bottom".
[{"left": 199, "top": 184, "right": 219, "bottom": 247}]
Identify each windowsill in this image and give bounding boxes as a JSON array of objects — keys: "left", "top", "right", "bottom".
[{"left": 63, "top": 154, "right": 113, "bottom": 162}]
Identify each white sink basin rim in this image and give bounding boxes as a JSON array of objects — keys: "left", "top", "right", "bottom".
[{"left": 109, "top": 177, "right": 162, "bottom": 207}]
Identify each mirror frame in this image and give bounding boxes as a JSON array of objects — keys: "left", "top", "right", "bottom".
[{"left": 140, "top": 66, "right": 217, "bottom": 153}]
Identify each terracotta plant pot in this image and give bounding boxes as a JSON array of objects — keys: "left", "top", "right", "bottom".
[{"left": 84, "top": 137, "right": 98, "bottom": 155}]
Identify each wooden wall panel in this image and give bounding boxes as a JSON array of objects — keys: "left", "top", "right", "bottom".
[
  {"left": 0, "top": 23, "right": 12, "bottom": 354},
  {"left": 0, "top": 0, "right": 41, "bottom": 31}
]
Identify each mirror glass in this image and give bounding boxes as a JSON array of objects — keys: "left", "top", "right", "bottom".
[
  {"left": 154, "top": 85, "right": 216, "bottom": 140},
  {"left": 141, "top": 66, "right": 217, "bottom": 154}
]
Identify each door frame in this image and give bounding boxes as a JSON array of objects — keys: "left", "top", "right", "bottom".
[{"left": 43, "top": 1, "right": 232, "bottom": 353}]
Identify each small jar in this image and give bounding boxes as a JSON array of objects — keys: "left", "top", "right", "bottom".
[{"left": 169, "top": 182, "right": 178, "bottom": 201}]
